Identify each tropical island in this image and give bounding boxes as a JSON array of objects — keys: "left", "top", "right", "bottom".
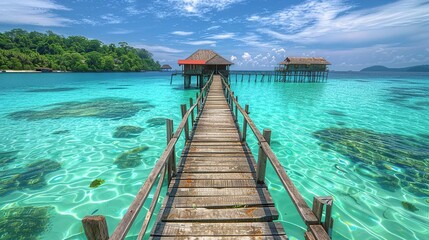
[
  {"left": 360, "top": 65, "right": 429, "bottom": 72},
  {"left": 0, "top": 29, "right": 160, "bottom": 72}
]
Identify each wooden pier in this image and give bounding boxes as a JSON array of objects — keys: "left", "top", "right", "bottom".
[{"left": 83, "top": 74, "right": 333, "bottom": 240}]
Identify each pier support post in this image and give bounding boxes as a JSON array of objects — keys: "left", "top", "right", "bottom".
[
  {"left": 181, "top": 104, "right": 189, "bottom": 141},
  {"left": 242, "top": 104, "right": 249, "bottom": 142},
  {"left": 235, "top": 96, "right": 238, "bottom": 122},
  {"left": 312, "top": 196, "right": 334, "bottom": 238},
  {"left": 166, "top": 119, "right": 176, "bottom": 182},
  {"left": 257, "top": 129, "right": 271, "bottom": 183},
  {"left": 196, "top": 92, "right": 200, "bottom": 113},
  {"left": 190, "top": 98, "right": 194, "bottom": 126},
  {"left": 82, "top": 215, "right": 109, "bottom": 240}
]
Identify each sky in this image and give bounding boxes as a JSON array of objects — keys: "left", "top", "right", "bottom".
[{"left": 0, "top": 0, "right": 428, "bottom": 70}]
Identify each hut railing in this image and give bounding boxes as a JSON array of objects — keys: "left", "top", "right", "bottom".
[
  {"left": 82, "top": 73, "right": 214, "bottom": 240},
  {"left": 219, "top": 72, "right": 333, "bottom": 240}
]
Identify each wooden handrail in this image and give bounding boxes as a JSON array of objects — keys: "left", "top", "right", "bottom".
[
  {"left": 108, "top": 74, "right": 214, "bottom": 240},
  {"left": 219, "top": 74, "right": 327, "bottom": 234}
]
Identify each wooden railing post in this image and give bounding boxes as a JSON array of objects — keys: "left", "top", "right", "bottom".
[
  {"left": 235, "top": 96, "right": 238, "bottom": 121},
  {"left": 196, "top": 92, "right": 200, "bottom": 112},
  {"left": 257, "top": 129, "right": 271, "bottom": 183},
  {"left": 230, "top": 92, "right": 234, "bottom": 110},
  {"left": 82, "top": 215, "right": 109, "bottom": 240},
  {"left": 166, "top": 119, "right": 175, "bottom": 182},
  {"left": 190, "top": 98, "right": 194, "bottom": 126},
  {"left": 242, "top": 104, "right": 249, "bottom": 142},
  {"left": 181, "top": 104, "right": 189, "bottom": 141},
  {"left": 312, "top": 196, "right": 334, "bottom": 238}
]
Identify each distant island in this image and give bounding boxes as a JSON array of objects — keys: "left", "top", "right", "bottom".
[
  {"left": 360, "top": 65, "right": 429, "bottom": 72},
  {"left": 0, "top": 29, "right": 160, "bottom": 72}
]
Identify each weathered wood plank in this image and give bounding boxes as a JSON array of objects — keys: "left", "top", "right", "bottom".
[
  {"left": 150, "top": 237, "right": 287, "bottom": 240},
  {"left": 161, "top": 207, "right": 279, "bottom": 222},
  {"left": 309, "top": 225, "right": 331, "bottom": 240},
  {"left": 175, "top": 173, "right": 255, "bottom": 180},
  {"left": 168, "top": 187, "right": 270, "bottom": 197},
  {"left": 169, "top": 179, "right": 259, "bottom": 188},
  {"left": 179, "top": 165, "right": 254, "bottom": 173},
  {"left": 165, "top": 195, "right": 274, "bottom": 208},
  {"left": 151, "top": 222, "right": 286, "bottom": 237}
]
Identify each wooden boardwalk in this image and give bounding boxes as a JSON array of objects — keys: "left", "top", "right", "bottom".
[{"left": 150, "top": 75, "right": 287, "bottom": 238}]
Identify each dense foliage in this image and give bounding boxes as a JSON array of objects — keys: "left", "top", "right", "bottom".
[{"left": 0, "top": 29, "right": 160, "bottom": 71}]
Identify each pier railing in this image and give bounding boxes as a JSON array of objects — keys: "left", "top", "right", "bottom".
[
  {"left": 219, "top": 72, "right": 333, "bottom": 240},
  {"left": 82, "top": 73, "right": 214, "bottom": 240}
]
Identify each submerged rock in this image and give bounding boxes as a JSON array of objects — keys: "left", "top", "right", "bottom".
[
  {"left": 313, "top": 128, "right": 429, "bottom": 196},
  {"left": 146, "top": 117, "right": 166, "bottom": 127},
  {"left": 52, "top": 130, "right": 70, "bottom": 135},
  {"left": 326, "top": 110, "right": 347, "bottom": 117},
  {"left": 114, "top": 146, "right": 149, "bottom": 169},
  {"left": 0, "top": 159, "right": 61, "bottom": 196},
  {"left": 89, "top": 179, "right": 105, "bottom": 188},
  {"left": 8, "top": 97, "right": 153, "bottom": 121},
  {"left": 401, "top": 201, "right": 419, "bottom": 212},
  {"left": 113, "top": 126, "right": 143, "bottom": 138},
  {"left": 0, "top": 206, "right": 51, "bottom": 240},
  {"left": 0, "top": 151, "right": 19, "bottom": 164},
  {"left": 25, "top": 87, "right": 80, "bottom": 93}
]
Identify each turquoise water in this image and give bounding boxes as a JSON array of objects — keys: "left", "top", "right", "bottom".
[{"left": 0, "top": 72, "right": 428, "bottom": 239}]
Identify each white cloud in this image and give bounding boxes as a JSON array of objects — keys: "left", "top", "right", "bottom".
[
  {"left": 0, "top": 0, "right": 73, "bottom": 26},
  {"left": 184, "top": 40, "right": 217, "bottom": 46},
  {"left": 172, "top": 31, "right": 194, "bottom": 36},
  {"left": 207, "top": 25, "right": 221, "bottom": 31},
  {"left": 207, "top": 33, "right": 235, "bottom": 40},
  {"left": 134, "top": 44, "right": 183, "bottom": 54},
  {"left": 81, "top": 18, "right": 97, "bottom": 26},
  {"left": 230, "top": 55, "right": 237, "bottom": 61},
  {"left": 109, "top": 29, "right": 134, "bottom": 35},
  {"left": 101, "top": 14, "right": 123, "bottom": 24},
  {"left": 250, "top": 0, "right": 429, "bottom": 45},
  {"left": 242, "top": 52, "right": 251, "bottom": 61},
  {"left": 125, "top": 6, "right": 144, "bottom": 16},
  {"left": 161, "top": 0, "right": 243, "bottom": 17}
]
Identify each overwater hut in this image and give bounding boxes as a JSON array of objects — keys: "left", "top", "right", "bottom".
[
  {"left": 178, "top": 49, "right": 233, "bottom": 88},
  {"left": 276, "top": 57, "right": 330, "bottom": 82},
  {"left": 161, "top": 64, "right": 172, "bottom": 71}
]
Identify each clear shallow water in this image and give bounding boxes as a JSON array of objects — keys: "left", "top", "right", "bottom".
[
  {"left": 0, "top": 72, "right": 428, "bottom": 239},
  {"left": 230, "top": 71, "right": 429, "bottom": 240}
]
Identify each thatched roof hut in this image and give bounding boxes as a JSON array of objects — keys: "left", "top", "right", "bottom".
[
  {"left": 161, "top": 64, "right": 172, "bottom": 71},
  {"left": 279, "top": 57, "right": 330, "bottom": 71},
  {"left": 178, "top": 49, "right": 233, "bottom": 74},
  {"left": 279, "top": 57, "right": 331, "bottom": 65}
]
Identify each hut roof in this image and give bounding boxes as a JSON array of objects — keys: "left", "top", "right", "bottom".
[
  {"left": 280, "top": 57, "right": 331, "bottom": 65},
  {"left": 161, "top": 64, "right": 172, "bottom": 69},
  {"left": 178, "top": 49, "right": 233, "bottom": 65}
]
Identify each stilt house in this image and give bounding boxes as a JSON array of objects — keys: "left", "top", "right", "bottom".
[{"left": 178, "top": 49, "right": 233, "bottom": 88}]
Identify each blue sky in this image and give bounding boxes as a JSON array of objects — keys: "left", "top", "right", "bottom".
[{"left": 0, "top": 0, "right": 428, "bottom": 70}]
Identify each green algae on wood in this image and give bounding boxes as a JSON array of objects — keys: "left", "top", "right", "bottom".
[
  {"left": 313, "top": 127, "right": 429, "bottom": 196},
  {"left": 0, "top": 206, "right": 52, "bottom": 240},
  {"left": 8, "top": 97, "right": 154, "bottom": 121},
  {"left": 90, "top": 179, "right": 105, "bottom": 188},
  {"left": 401, "top": 201, "right": 419, "bottom": 212},
  {"left": 113, "top": 126, "right": 143, "bottom": 138},
  {"left": 114, "top": 146, "right": 149, "bottom": 169}
]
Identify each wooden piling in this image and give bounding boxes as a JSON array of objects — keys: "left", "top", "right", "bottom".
[
  {"left": 257, "top": 129, "right": 271, "bottom": 183},
  {"left": 242, "top": 104, "right": 249, "bottom": 142},
  {"left": 181, "top": 104, "right": 189, "bottom": 141},
  {"left": 82, "top": 215, "right": 109, "bottom": 240}
]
